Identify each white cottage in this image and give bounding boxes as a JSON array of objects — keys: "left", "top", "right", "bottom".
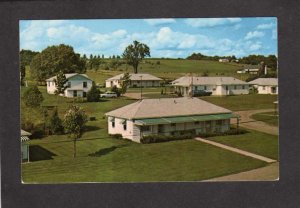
[
  {"left": 21, "top": 129, "right": 31, "bottom": 162},
  {"left": 46, "top": 73, "right": 93, "bottom": 98},
  {"left": 172, "top": 76, "right": 249, "bottom": 96},
  {"left": 248, "top": 78, "right": 278, "bottom": 94},
  {"left": 105, "top": 97, "right": 238, "bottom": 143},
  {"left": 105, "top": 73, "right": 162, "bottom": 88}
]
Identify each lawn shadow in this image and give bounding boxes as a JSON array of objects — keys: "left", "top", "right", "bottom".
[
  {"left": 88, "top": 144, "right": 128, "bottom": 157},
  {"left": 29, "top": 145, "right": 56, "bottom": 161},
  {"left": 84, "top": 125, "right": 101, "bottom": 132}
]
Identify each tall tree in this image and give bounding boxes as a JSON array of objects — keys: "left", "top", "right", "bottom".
[
  {"left": 120, "top": 73, "right": 131, "bottom": 95},
  {"left": 54, "top": 71, "right": 68, "bottom": 95},
  {"left": 63, "top": 105, "right": 88, "bottom": 158},
  {"left": 30, "top": 44, "right": 86, "bottom": 82},
  {"left": 23, "top": 85, "right": 44, "bottom": 107},
  {"left": 87, "top": 82, "right": 100, "bottom": 102},
  {"left": 48, "top": 108, "right": 64, "bottom": 134},
  {"left": 122, "top": 40, "right": 150, "bottom": 74}
]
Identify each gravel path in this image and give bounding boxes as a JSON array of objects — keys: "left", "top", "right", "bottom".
[{"left": 232, "top": 109, "right": 279, "bottom": 135}]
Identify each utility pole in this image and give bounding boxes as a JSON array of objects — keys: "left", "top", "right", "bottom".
[{"left": 140, "top": 75, "right": 143, "bottom": 99}]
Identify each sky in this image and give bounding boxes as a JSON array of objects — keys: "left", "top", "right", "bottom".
[{"left": 20, "top": 18, "right": 277, "bottom": 58}]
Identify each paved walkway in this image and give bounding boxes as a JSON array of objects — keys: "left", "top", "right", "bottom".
[
  {"left": 124, "top": 92, "right": 153, "bottom": 99},
  {"left": 204, "top": 162, "right": 279, "bottom": 181},
  {"left": 232, "top": 109, "right": 278, "bottom": 135},
  {"left": 195, "top": 137, "right": 276, "bottom": 163}
]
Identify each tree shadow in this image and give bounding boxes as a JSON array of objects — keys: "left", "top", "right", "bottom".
[
  {"left": 84, "top": 125, "right": 101, "bottom": 132},
  {"left": 88, "top": 144, "right": 128, "bottom": 157},
  {"left": 29, "top": 145, "right": 57, "bottom": 161}
]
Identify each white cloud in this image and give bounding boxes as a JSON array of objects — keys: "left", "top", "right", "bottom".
[
  {"left": 257, "top": 22, "right": 275, "bottom": 30},
  {"left": 185, "top": 18, "right": 241, "bottom": 28},
  {"left": 144, "top": 19, "right": 176, "bottom": 26},
  {"left": 272, "top": 29, "right": 277, "bottom": 40},
  {"left": 245, "top": 31, "right": 265, "bottom": 40},
  {"left": 249, "top": 42, "right": 262, "bottom": 51}
]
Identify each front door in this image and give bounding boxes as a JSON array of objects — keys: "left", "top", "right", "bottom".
[{"left": 73, "top": 90, "right": 77, "bottom": 97}]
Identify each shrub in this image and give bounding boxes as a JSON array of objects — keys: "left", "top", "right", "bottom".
[
  {"left": 48, "top": 108, "right": 64, "bottom": 135},
  {"left": 140, "top": 134, "right": 192, "bottom": 144},
  {"left": 197, "top": 128, "right": 248, "bottom": 138},
  {"left": 87, "top": 82, "right": 100, "bottom": 102},
  {"left": 109, "top": 134, "right": 123, "bottom": 139},
  {"left": 89, "top": 117, "right": 96, "bottom": 121},
  {"left": 23, "top": 85, "right": 44, "bottom": 107}
]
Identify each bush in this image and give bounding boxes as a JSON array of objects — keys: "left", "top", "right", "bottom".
[
  {"left": 48, "top": 108, "right": 64, "bottom": 135},
  {"left": 23, "top": 85, "right": 44, "bottom": 107},
  {"left": 109, "top": 134, "right": 123, "bottom": 139},
  {"left": 87, "top": 82, "right": 100, "bottom": 102},
  {"left": 140, "top": 134, "right": 192, "bottom": 144},
  {"left": 197, "top": 128, "right": 248, "bottom": 138},
  {"left": 89, "top": 116, "right": 96, "bottom": 121}
]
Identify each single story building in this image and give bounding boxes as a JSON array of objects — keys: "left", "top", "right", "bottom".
[
  {"left": 105, "top": 73, "right": 162, "bottom": 88},
  {"left": 105, "top": 97, "right": 239, "bottom": 143},
  {"left": 248, "top": 78, "right": 278, "bottom": 94},
  {"left": 171, "top": 76, "right": 249, "bottom": 96},
  {"left": 21, "top": 129, "right": 31, "bottom": 162},
  {"left": 46, "top": 73, "right": 93, "bottom": 98}
]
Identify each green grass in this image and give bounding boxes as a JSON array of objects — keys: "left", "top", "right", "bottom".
[
  {"left": 251, "top": 111, "right": 279, "bottom": 126},
  {"left": 200, "top": 94, "right": 278, "bottom": 111},
  {"left": 21, "top": 87, "right": 272, "bottom": 183},
  {"left": 209, "top": 129, "right": 279, "bottom": 160}
]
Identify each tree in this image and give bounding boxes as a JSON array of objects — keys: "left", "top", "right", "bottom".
[
  {"left": 111, "top": 86, "right": 121, "bottom": 97},
  {"left": 63, "top": 105, "right": 88, "bottom": 158},
  {"left": 23, "top": 85, "right": 44, "bottom": 107},
  {"left": 119, "top": 73, "right": 131, "bottom": 95},
  {"left": 122, "top": 40, "right": 150, "bottom": 74},
  {"left": 87, "top": 82, "right": 100, "bottom": 102},
  {"left": 54, "top": 71, "right": 68, "bottom": 95},
  {"left": 49, "top": 108, "right": 64, "bottom": 134},
  {"left": 30, "top": 44, "right": 86, "bottom": 82},
  {"left": 20, "top": 63, "right": 26, "bottom": 86}
]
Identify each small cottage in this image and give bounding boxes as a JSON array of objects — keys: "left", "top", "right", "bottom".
[
  {"left": 21, "top": 129, "right": 31, "bottom": 162},
  {"left": 46, "top": 73, "right": 93, "bottom": 98},
  {"left": 171, "top": 76, "right": 249, "bottom": 96},
  {"left": 248, "top": 78, "right": 278, "bottom": 94},
  {"left": 105, "top": 97, "right": 238, "bottom": 143},
  {"left": 105, "top": 73, "right": 162, "bottom": 88}
]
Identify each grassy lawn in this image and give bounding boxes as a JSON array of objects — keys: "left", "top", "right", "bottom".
[
  {"left": 200, "top": 94, "right": 278, "bottom": 111},
  {"left": 21, "top": 87, "right": 271, "bottom": 183},
  {"left": 251, "top": 111, "right": 278, "bottom": 126},
  {"left": 209, "top": 129, "right": 279, "bottom": 160}
]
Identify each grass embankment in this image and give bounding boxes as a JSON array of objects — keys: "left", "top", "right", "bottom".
[{"left": 251, "top": 111, "right": 278, "bottom": 126}]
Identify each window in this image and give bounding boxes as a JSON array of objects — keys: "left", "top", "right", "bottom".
[
  {"left": 195, "top": 121, "right": 200, "bottom": 125},
  {"left": 171, "top": 123, "right": 176, "bottom": 127},
  {"left": 83, "top": 82, "right": 87, "bottom": 88},
  {"left": 204, "top": 86, "right": 207, "bottom": 90},
  {"left": 216, "top": 120, "right": 222, "bottom": 125},
  {"left": 234, "top": 85, "right": 237, "bottom": 90},
  {"left": 73, "top": 90, "right": 77, "bottom": 97},
  {"left": 67, "top": 82, "right": 71, "bottom": 88},
  {"left": 123, "top": 123, "right": 127, "bottom": 131},
  {"left": 47, "top": 82, "right": 50, "bottom": 87},
  {"left": 141, "top": 126, "right": 151, "bottom": 131},
  {"left": 112, "top": 121, "right": 115, "bottom": 128},
  {"left": 226, "top": 86, "right": 228, "bottom": 90},
  {"left": 83, "top": 92, "right": 87, "bottom": 97},
  {"left": 242, "top": 85, "right": 245, "bottom": 89}
]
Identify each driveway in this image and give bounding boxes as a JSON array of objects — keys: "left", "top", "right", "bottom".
[
  {"left": 204, "top": 162, "right": 279, "bottom": 181},
  {"left": 124, "top": 92, "right": 153, "bottom": 99},
  {"left": 232, "top": 109, "right": 278, "bottom": 135}
]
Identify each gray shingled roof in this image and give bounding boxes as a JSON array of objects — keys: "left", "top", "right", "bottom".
[
  {"left": 248, "top": 78, "right": 278, "bottom": 86},
  {"left": 172, "top": 76, "right": 247, "bottom": 86},
  {"left": 106, "top": 73, "right": 162, "bottom": 81},
  {"left": 105, "top": 97, "right": 231, "bottom": 119},
  {"left": 46, "top": 73, "right": 91, "bottom": 81}
]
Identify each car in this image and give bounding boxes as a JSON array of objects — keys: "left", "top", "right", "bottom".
[
  {"left": 100, "top": 91, "right": 118, "bottom": 98},
  {"left": 193, "top": 90, "right": 212, "bottom": 97}
]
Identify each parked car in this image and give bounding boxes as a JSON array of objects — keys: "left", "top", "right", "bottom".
[
  {"left": 193, "top": 90, "right": 212, "bottom": 97},
  {"left": 100, "top": 91, "right": 118, "bottom": 98}
]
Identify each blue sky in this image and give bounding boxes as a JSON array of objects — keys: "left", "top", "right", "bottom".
[{"left": 20, "top": 18, "right": 277, "bottom": 58}]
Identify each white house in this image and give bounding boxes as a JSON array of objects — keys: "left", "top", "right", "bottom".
[
  {"left": 171, "top": 76, "right": 249, "bottom": 96},
  {"left": 105, "top": 73, "right": 162, "bottom": 88},
  {"left": 105, "top": 97, "right": 238, "bottom": 143},
  {"left": 219, "top": 59, "right": 229, "bottom": 62},
  {"left": 248, "top": 78, "right": 278, "bottom": 94},
  {"left": 46, "top": 73, "right": 93, "bottom": 98},
  {"left": 21, "top": 129, "right": 31, "bottom": 162}
]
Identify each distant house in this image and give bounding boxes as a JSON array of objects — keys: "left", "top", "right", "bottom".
[
  {"left": 237, "top": 65, "right": 260, "bottom": 74},
  {"left": 105, "top": 73, "right": 162, "bottom": 88},
  {"left": 46, "top": 73, "right": 93, "bottom": 98},
  {"left": 21, "top": 129, "right": 31, "bottom": 162},
  {"left": 219, "top": 59, "right": 229, "bottom": 62},
  {"left": 248, "top": 78, "right": 278, "bottom": 94},
  {"left": 105, "top": 97, "right": 238, "bottom": 143},
  {"left": 171, "top": 76, "right": 249, "bottom": 96}
]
